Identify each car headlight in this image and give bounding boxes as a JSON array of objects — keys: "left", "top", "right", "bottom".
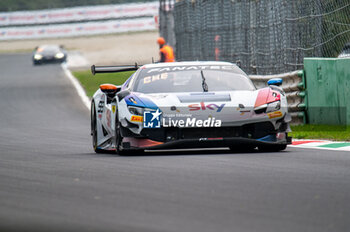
[
  {"left": 128, "top": 106, "right": 144, "bottom": 116},
  {"left": 55, "top": 52, "right": 65, "bottom": 59},
  {"left": 34, "top": 54, "right": 43, "bottom": 60},
  {"left": 266, "top": 101, "right": 281, "bottom": 113},
  {"left": 254, "top": 101, "right": 280, "bottom": 114}
]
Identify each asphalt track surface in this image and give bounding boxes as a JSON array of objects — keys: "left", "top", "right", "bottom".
[{"left": 0, "top": 53, "right": 349, "bottom": 232}]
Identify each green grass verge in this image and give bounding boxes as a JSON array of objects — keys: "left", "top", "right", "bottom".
[
  {"left": 290, "top": 125, "right": 350, "bottom": 141},
  {"left": 72, "top": 70, "right": 135, "bottom": 97},
  {"left": 72, "top": 70, "right": 350, "bottom": 141}
]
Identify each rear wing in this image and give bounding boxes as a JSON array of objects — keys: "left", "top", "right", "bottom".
[{"left": 91, "top": 63, "right": 140, "bottom": 75}]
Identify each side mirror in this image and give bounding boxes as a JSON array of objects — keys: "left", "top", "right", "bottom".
[
  {"left": 99, "top": 84, "right": 121, "bottom": 96},
  {"left": 117, "top": 89, "right": 130, "bottom": 101},
  {"left": 267, "top": 78, "right": 283, "bottom": 86}
]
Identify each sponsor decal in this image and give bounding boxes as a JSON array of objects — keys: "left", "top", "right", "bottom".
[
  {"left": 238, "top": 108, "right": 251, "bottom": 116},
  {"left": 131, "top": 115, "right": 143, "bottom": 122},
  {"left": 267, "top": 111, "right": 283, "bottom": 119},
  {"left": 129, "top": 97, "right": 137, "bottom": 104},
  {"left": 147, "top": 65, "right": 236, "bottom": 73},
  {"left": 188, "top": 102, "right": 225, "bottom": 112},
  {"left": 162, "top": 117, "right": 221, "bottom": 127},
  {"left": 0, "top": 2, "right": 158, "bottom": 28},
  {"left": 143, "top": 109, "right": 162, "bottom": 128},
  {"left": 199, "top": 137, "right": 223, "bottom": 141},
  {"left": 97, "top": 95, "right": 104, "bottom": 120},
  {"left": 143, "top": 110, "right": 222, "bottom": 128},
  {"left": 143, "top": 73, "right": 168, "bottom": 84},
  {"left": 112, "top": 105, "right": 116, "bottom": 113},
  {"left": 169, "top": 106, "right": 181, "bottom": 113},
  {"left": 0, "top": 17, "right": 156, "bottom": 40}
]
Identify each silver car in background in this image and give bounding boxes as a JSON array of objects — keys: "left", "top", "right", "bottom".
[{"left": 32, "top": 44, "right": 67, "bottom": 65}]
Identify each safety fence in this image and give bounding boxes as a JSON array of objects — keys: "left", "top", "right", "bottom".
[
  {"left": 162, "top": 0, "right": 350, "bottom": 75},
  {"left": 250, "top": 71, "right": 306, "bottom": 124},
  {"left": 159, "top": 0, "right": 176, "bottom": 49},
  {"left": 0, "top": 2, "right": 158, "bottom": 26},
  {"left": 0, "top": 17, "right": 156, "bottom": 40}
]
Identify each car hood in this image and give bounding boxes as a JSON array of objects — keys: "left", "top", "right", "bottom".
[
  {"left": 131, "top": 91, "right": 267, "bottom": 125},
  {"left": 38, "top": 50, "right": 62, "bottom": 56}
]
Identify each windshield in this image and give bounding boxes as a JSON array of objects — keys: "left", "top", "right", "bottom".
[
  {"left": 38, "top": 46, "right": 60, "bottom": 53},
  {"left": 133, "top": 66, "right": 255, "bottom": 93}
]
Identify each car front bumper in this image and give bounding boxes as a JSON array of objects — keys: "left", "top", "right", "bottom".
[{"left": 121, "top": 135, "right": 292, "bottom": 150}]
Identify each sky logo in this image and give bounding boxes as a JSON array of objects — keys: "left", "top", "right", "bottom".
[
  {"left": 188, "top": 102, "right": 225, "bottom": 112},
  {"left": 143, "top": 109, "right": 162, "bottom": 128}
]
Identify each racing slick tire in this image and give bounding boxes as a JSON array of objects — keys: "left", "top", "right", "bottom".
[
  {"left": 258, "top": 144, "right": 287, "bottom": 152},
  {"left": 91, "top": 101, "right": 104, "bottom": 153}
]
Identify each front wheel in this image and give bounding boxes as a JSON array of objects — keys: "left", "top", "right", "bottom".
[
  {"left": 115, "top": 112, "right": 129, "bottom": 155},
  {"left": 115, "top": 113, "right": 143, "bottom": 156},
  {"left": 91, "top": 101, "right": 103, "bottom": 153}
]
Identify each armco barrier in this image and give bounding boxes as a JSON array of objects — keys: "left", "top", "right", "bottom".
[
  {"left": 250, "top": 71, "right": 307, "bottom": 124},
  {"left": 304, "top": 58, "right": 350, "bottom": 125},
  {"left": 0, "top": 2, "right": 158, "bottom": 26},
  {"left": 0, "top": 17, "right": 156, "bottom": 40}
]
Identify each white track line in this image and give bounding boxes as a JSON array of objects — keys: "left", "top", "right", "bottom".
[{"left": 61, "top": 63, "right": 91, "bottom": 110}]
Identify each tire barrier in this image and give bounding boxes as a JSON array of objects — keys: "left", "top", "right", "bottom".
[{"left": 250, "top": 70, "right": 307, "bottom": 124}]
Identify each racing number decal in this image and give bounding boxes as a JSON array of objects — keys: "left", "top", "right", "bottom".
[
  {"left": 97, "top": 94, "right": 105, "bottom": 120},
  {"left": 98, "top": 102, "right": 104, "bottom": 119}
]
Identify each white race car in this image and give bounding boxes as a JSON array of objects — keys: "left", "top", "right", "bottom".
[{"left": 91, "top": 61, "right": 291, "bottom": 154}]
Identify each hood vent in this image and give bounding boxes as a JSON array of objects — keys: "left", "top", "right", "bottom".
[{"left": 178, "top": 93, "right": 231, "bottom": 103}]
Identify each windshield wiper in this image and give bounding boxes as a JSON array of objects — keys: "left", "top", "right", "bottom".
[{"left": 201, "top": 70, "right": 208, "bottom": 92}]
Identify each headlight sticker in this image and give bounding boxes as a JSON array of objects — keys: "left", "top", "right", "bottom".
[{"left": 267, "top": 111, "right": 283, "bottom": 119}]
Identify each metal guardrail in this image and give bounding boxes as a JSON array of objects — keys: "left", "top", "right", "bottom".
[{"left": 250, "top": 70, "right": 307, "bottom": 124}]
